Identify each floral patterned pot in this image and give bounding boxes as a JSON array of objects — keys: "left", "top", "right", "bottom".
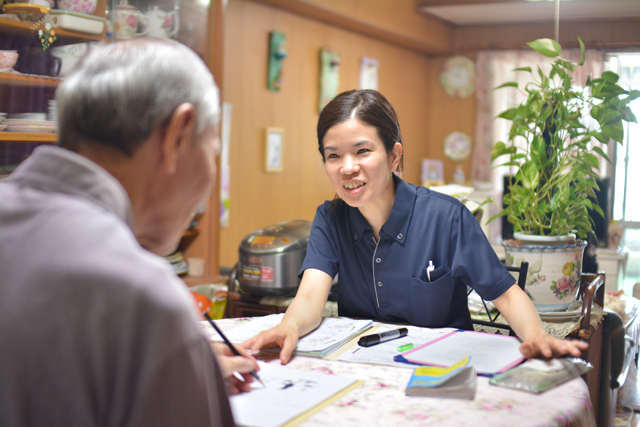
[{"left": 502, "top": 238, "right": 587, "bottom": 312}]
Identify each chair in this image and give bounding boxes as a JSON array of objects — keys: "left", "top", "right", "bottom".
[{"left": 468, "top": 261, "right": 529, "bottom": 336}]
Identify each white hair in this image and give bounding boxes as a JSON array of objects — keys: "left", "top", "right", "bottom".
[{"left": 56, "top": 38, "right": 220, "bottom": 156}]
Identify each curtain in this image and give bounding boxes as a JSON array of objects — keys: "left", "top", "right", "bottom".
[{"left": 472, "top": 49, "right": 606, "bottom": 243}]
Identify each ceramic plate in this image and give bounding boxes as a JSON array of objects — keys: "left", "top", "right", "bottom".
[
  {"left": 538, "top": 301, "right": 584, "bottom": 322},
  {"left": 0, "top": 125, "right": 7, "bottom": 131},
  {"left": 5, "top": 125, "right": 56, "bottom": 133},
  {"left": 443, "top": 131, "right": 472, "bottom": 162}
]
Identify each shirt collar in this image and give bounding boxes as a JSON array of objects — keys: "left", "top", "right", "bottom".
[
  {"left": 349, "top": 174, "right": 416, "bottom": 246},
  {"left": 9, "top": 145, "right": 136, "bottom": 230}
]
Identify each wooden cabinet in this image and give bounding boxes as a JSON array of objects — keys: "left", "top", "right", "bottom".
[{"left": 0, "top": 0, "right": 223, "bottom": 280}]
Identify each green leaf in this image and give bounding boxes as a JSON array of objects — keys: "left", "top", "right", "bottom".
[
  {"left": 498, "top": 108, "right": 518, "bottom": 120},
  {"left": 558, "top": 59, "right": 577, "bottom": 72},
  {"left": 589, "top": 131, "right": 609, "bottom": 144},
  {"left": 578, "top": 37, "right": 585, "bottom": 66},
  {"left": 629, "top": 90, "right": 640, "bottom": 100},
  {"left": 592, "top": 204, "right": 605, "bottom": 218},
  {"left": 527, "top": 38, "right": 562, "bottom": 58},
  {"left": 602, "top": 121, "right": 624, "bottom": 143},
  {"left": 512, "top": 67, "right": 532, "bottom": 73},
  {"left": 494, "top": 82, "right": 519, "bottom": 90},
  {"left": 592, "top": 146, "right": 612, "bottom": 164},
  {"left": 601, "top": 71, "right": 620, "bottom": 83},
  {"left": 621, "top": 106, "right": 638, "bottom": 123},
  {"left": 582, "top": 152, "right": 601, "bottom": 170}
]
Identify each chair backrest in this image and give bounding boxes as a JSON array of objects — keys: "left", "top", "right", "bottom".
[
  {"left": 504, "top": 262, "right": 529, "bottom": 292},
  {"left": 469, "top": 260, "right": 530, "bottom": 337}
]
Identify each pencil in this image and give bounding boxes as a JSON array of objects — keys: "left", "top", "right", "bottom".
[{"left": 204, "top": 313, "right": 265, "bottom": 387}]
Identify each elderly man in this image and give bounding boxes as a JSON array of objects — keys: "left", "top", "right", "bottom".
[{"left": 0, "top": 39, "right": 256, "bottom": 426}]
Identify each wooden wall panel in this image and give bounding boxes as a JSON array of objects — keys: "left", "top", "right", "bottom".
[{"left": 219, "top": 0, "right": 433, "bottom": 268}]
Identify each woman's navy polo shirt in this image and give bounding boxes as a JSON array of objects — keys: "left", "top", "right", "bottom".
[{"left": 300, "top": 175, "right": 515, "bottom": 330}]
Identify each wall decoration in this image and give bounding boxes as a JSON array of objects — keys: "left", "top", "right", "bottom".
[
  {"left": 319, "top": 48, "right": 341, "bottom": 112},
  {"left": 359, "top": 57, "right": 379, "bottom": 90},
  {"left": 267, "top": 31, "right": 287, "bottom": 91},
  {"left": 440, "top": 56, "right": 476, "bottom": 98},
  {"left": 265, "top": 127, "right": 284, "bottom": 173},
  {"left": 421, "top": 159, "right": 444, "bottom": 187},
  {"left": 443, "top": 131, "right": 472, "bottom": 162}
]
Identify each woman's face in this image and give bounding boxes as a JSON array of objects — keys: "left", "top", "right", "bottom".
[{"left": 322, "top": 119, "right": 401, "bottom": 211}]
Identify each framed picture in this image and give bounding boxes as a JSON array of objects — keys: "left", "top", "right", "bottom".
[
  {"left": 421, "top": 159, "right": 444, "bottom": 187},
  {"left": 265, "top": 127, "right": 284, "bottom": 173}
]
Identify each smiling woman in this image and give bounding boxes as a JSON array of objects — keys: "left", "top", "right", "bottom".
[{"left": 243, "top": 89, "right": 590, "bottom": 366}]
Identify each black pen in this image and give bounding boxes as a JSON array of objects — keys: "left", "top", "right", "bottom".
[
  {"left": 358, "top": 327, "right": 408, "bottom": 347},
  {"left": 203, "top": 313, "right": 265, "bottom": 387}
]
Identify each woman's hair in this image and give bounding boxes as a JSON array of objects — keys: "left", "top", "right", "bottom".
[
  {"left": 56, "top": 38, "right": 220, "bottom": 156},
  {"left": 316, "top": 89, "right": 404, "bottom": 172}
]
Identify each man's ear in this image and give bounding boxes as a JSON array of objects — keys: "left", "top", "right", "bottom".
[{"left": 161, "top": 103, "right": 197, "bottom": 175}]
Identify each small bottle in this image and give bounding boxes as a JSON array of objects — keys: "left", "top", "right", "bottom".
[{"left": 453, "top": 165, "right": 466, "bottom": 185}]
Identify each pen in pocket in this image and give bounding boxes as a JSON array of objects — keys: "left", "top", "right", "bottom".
[{"left": 427, "top": 260, "right": 435, "bottom": 282}]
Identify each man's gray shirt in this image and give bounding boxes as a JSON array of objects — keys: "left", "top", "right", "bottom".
[{"left": 0, "top": 145, "right": 233, "bottom": 427}]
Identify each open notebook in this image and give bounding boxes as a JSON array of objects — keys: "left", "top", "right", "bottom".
[
  {"left": 230, "top": 361, "right": 362, "bottom": 427},
  {"left": 208, "top": 314, "right": 373, "bottom": 358}
]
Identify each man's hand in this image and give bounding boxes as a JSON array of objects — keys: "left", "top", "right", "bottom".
[{"left": 212, "top": 342, "right": 259, "bottom": 394}]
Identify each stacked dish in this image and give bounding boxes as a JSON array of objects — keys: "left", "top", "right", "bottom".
[
  {"left": 165, "top": 251, "right": 188, "bottom": 276},
  {"left": 3, "top": 118, "right": 56, "bottom": 133},
  {"left": 0, "top": 112, "right": 6, "bottom": 131},
  {"left": 537, "top": 300, "right": 584, "bottom": 322},
  {"left": 47, "top": 100, "right": 58, "bottom": 122}
]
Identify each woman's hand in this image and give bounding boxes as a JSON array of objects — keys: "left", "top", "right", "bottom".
[
  {"left": 212, "top": 342, "right": 259, "bottom": 394},
  {"left": 242, "top": 323, "right": 299, "bottom": 365},
  {"left": 519, "top": 332, "right": 589, "bottom": 359}
]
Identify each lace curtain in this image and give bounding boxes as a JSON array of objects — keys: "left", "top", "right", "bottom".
[{"left": 472, "top": 49, "right": 606, "bottom": 243}]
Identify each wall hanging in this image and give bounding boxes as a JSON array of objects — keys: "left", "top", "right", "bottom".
[
  {"left": 265, "top": 127, "right": 284, "bottom": 173},
  {"left": 319, "top": 48, "right": 341, "bottom": 112},
  {"left": 440, "top": 56, "right": 475, "bottom": 98},
  {"left": 359, "top": 57, "right": 379, "bottom": 90},
  {"left": 267, "top": 30, "right": 287, "bottom": 91},
  {"left": 443, "top": 131, "right": 472, "bottom": 162}
]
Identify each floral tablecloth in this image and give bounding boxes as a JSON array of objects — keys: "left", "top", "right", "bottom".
[{"left": 210, "top": 318, "right": 596, "bottom": 427}]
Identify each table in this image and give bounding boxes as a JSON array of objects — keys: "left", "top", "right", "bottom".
[{"left": 210, "top": 318, "right": 596, "bottom": 427}]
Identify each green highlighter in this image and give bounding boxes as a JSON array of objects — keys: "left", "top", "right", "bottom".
[{"left": 398, "top": 343, "right": 414, "bottom": 352}]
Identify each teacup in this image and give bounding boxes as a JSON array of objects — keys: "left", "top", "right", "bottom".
[
  {"left": 114, "top": 0, "right": 149, "bottom": 39},
  {"left": 50, "top": 42, "right": 89, "bottom": 77},
  {"left": 0, "top": 50, "right": 18, "bottom": 69},
  {"left": 144, "top": 6, "right": 179, "bottom": 39}
]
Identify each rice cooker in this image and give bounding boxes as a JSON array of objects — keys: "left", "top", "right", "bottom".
[{"left": 234, "top": 220, "right": 311, "bottom": 297}]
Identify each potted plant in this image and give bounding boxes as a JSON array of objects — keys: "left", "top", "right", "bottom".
[{"left": 490, "top": 38, "right": 638, "bottom": 312}]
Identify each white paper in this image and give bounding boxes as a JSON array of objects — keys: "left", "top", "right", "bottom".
[
  {"left": 212, "top": 314, "right": 372, "bottom": 356},
  {"left": 230, "top": 362, "right": 357, "bottom": 427},
  {"left": 402, "top": 331, "right": 524, "bottom": 375},
  {"left": 338, "top": 328, "right": 445, "bottom": 368}
]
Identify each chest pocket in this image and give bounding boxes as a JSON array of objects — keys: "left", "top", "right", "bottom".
[{"left": 409, "top": 266, "right": 454, "bottom": 328}]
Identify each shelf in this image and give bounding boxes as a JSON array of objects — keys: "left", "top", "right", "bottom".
[
  {"left": 0, "top": 132, "right": 56, "bottom": 142},
  {"left": 0, "top": 17, "right": 105, "bottom": 41},
  {"left": 0, "top": 72, "right": 61, "bottom": 88}
]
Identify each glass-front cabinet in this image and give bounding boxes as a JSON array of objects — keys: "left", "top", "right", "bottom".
[{"left": 0, "top": 0, "right": 223, "bottom": 280}]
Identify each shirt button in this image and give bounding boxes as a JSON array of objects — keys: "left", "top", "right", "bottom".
[
  {"left": 375, "top": 258, "right": 382, "bottom": 264},
  {"left": 354, "top": 235, "right": 359, "bottom": 241},
  {"left": 397, "top": 233, "right": 403, "bottom": 240},
  {"left": 377, "top": 281, "right": 383, "bottom": 288}
]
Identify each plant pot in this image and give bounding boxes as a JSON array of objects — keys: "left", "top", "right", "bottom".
[
  {"left": 502, "top": 238, "right": 587, "bottom": 312},
  {"left": 513, "top": 232, "right": 576, "bottom": 246}
]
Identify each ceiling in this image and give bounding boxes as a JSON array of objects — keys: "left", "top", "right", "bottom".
[{"left": 417, "top": 0, "right": 640, "bottom": 26}]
